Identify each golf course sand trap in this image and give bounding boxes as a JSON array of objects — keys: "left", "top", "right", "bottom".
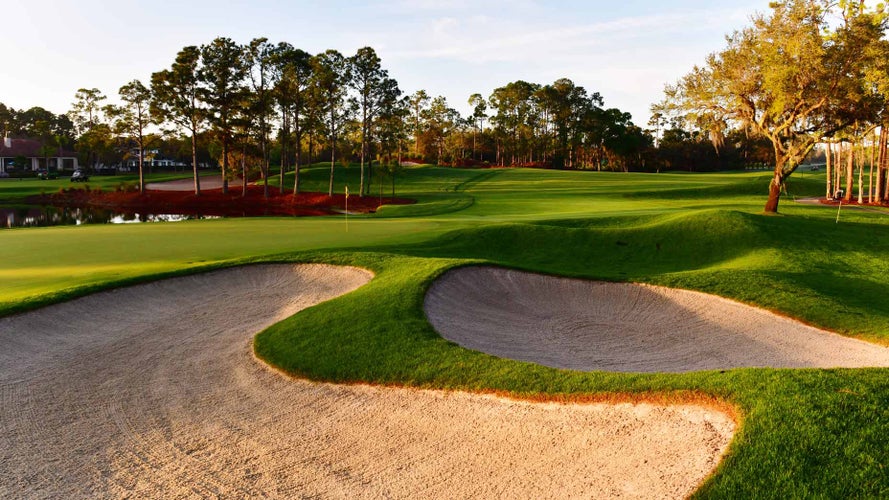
[
  {"left": 0, "top": 264, "right": 734, "bottom": 499},
  {"left": 425, "top": 266, "right": 889, "bottom": 373}
]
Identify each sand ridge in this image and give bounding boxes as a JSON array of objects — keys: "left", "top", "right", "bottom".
[
  {"left": 424, "top": 266, "right": 889, "bottom": 373},
  {"left": 1, "top": 264, "right": 735, "bottom": 498}
]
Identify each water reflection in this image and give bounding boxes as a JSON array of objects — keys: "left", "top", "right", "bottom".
[{"left": 2, "top": 206, "right": 219, "bottom": 228}]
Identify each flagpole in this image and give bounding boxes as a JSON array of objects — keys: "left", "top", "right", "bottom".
[{"left": 345, "top": 185, "right": 349, "bottom": 232}]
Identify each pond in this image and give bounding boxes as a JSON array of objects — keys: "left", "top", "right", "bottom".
[{"left": 1, "top": 206, "right": 218, "bottom": 229}]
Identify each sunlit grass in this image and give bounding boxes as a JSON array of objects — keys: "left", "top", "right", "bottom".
[{"left": 2, "top": 165, "right": 887, "bottom": 497}]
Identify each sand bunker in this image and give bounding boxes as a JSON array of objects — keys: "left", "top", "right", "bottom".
[
  {"left": 425, "top": 266, "right": 889, "bottom": 373},
  {"left": 0, "top": 264, "right": 734, "bottom": 498}
]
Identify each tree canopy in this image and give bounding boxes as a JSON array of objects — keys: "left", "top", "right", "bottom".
[
  {"left": 662, "top": 0, "right": 889, "bottom": 212},
  {"left": 19, "top": 2, "right": 889, "bottom": 211}
]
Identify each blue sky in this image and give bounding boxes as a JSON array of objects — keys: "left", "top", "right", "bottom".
[{"left": 2, "top": 0, "right": 768, "bottom": 126}]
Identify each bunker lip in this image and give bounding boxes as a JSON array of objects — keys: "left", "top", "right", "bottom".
[
  {"left": 424, "top": 266, "right": 889, "bottom": 373},
  {"left": 0, "top": 264, "right": 734, "bottom": 498}
]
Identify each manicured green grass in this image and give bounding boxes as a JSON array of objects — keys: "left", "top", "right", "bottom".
[
  {"left": 1, "top": 165, "right": 887, "bottom": 497},
  {"left": 0, "top": 217, "right": 449, "bottom": 314}
]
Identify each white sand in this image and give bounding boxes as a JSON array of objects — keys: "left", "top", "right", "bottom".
[
  {"left": 0, "top": 264, "right": 735, "bottom": 498},
  {"left": 424, "top": 266, "right": 889, "bottom": 373}
]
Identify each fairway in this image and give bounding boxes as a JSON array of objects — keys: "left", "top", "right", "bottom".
[{"left": 2, "top": 166, "right": 888, "bottom": 497}]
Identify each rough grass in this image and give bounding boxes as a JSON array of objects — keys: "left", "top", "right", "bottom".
[{"left": 2, "top": 166, "right": 888, "bottom": 497}]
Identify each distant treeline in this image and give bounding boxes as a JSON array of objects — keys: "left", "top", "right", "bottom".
[{"left": 2, "top": 39, "right": 776, "bottom": 194}]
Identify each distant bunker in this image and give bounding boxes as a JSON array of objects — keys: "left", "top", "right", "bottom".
[{"left": 424, "top": 266, "right": 889, "bottom": 373}]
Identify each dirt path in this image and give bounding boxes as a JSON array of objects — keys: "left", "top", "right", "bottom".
[
  {"left": 146, "top": 175, "right": 232, "bottom": 191},
  {"left": 425, "top": 266, "right": 889, "bottom": 373},
  {"left": 0, "top": 264, "right": 735, "bottom": 499}
]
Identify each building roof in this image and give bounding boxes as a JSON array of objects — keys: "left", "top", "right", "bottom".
[{"left": 0, "top": 138, "right": 77, "bottom": 158}]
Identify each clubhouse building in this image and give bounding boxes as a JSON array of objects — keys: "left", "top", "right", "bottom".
[{"left": 0, "top": 136, "right": 79, "bottom": 173}]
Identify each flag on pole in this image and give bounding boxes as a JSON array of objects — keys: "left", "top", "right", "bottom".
[{"left": 345, "top": 185, "right": 350, "bottom": 199}]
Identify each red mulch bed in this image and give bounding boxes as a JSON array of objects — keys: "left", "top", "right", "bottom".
[
  {"left": 31, "top": 185, "right": 414, "bottom": 217},
  {"left": 818, "top": 197, "right": 889, "bottom": 207}
]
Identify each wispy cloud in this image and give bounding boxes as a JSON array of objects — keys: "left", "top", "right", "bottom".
[
  {"left": 372, "top": 3, "right": 758, "bottom": 121},
  {"left": 390, "top": 0, "right": 536, "bottom": 12},
  {"left": 385, "top": 8, "right": 751, "bottom": 63},
  {"left": 2, "top": 0, "right": 768, "bottom": 125}
]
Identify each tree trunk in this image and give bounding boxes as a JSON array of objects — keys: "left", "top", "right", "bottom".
[
  {"left": 262, "top": 144, "right": 269, "bottom": 199},
  {"left": 414, "top": 104, "right": 422, "bottom": 158},
  {"left": 138, "top": 141, "right": 145, "bottom": 194},
  {"left": 857, "top": 141, "right": 864, "bottom": 204},
  {"left": 366, "top": 145, "right": 374, "bottom": 197},
  {"left": 191, "top": 131, "right": 201, "bottom": 196},
  {"left": 221, "top": 137, "right": 229, "bottom": 195},
  {"left": 328, "top": 114, "right": 335, "bottom": 197},
  {"left": 293, "top": 134, "right": 301, "bottom": 195},
  {"left": 329, "top": 146, "right": 335, "bottom": 197},
  {"left": 869, "top": 131, "right": 875, "bottom": 203},
  {"left": 876, "top": 129, "right": 884, "bottom": 203},
  {"left": 472, "top": 129, "right": 476, "bottom": 160},
  {"left": 241, "top": 144, "right": 248, "bottom": 198},
  {"left": 844, "top": 141, "right": 854, "bottom": 202},
  {"left": 293, "top": 110, "right": 302, "bottom": 196},
  {"left": 293, "top": 149, "right": 301, "bottom": 196},
  {"left": 260, "top": 115, "right": 269, "bottom": 199},
  {"left": 880, "top": 126, "right": 889, "bottom": 202},
  {"left": 280, "top": 109, "right": 287, "bottom": 196},
  {"left": 825, "top": 141, "right": 832, "bottom": 199},
  {"left": 360, "top": 107, "right": 366, "bottom": 198},
  {"left": 834, "top": 144, "right": 842, "bottom": 198},
  {"left": 764, "top": 169, "right": 785, "bottom": 213}
]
